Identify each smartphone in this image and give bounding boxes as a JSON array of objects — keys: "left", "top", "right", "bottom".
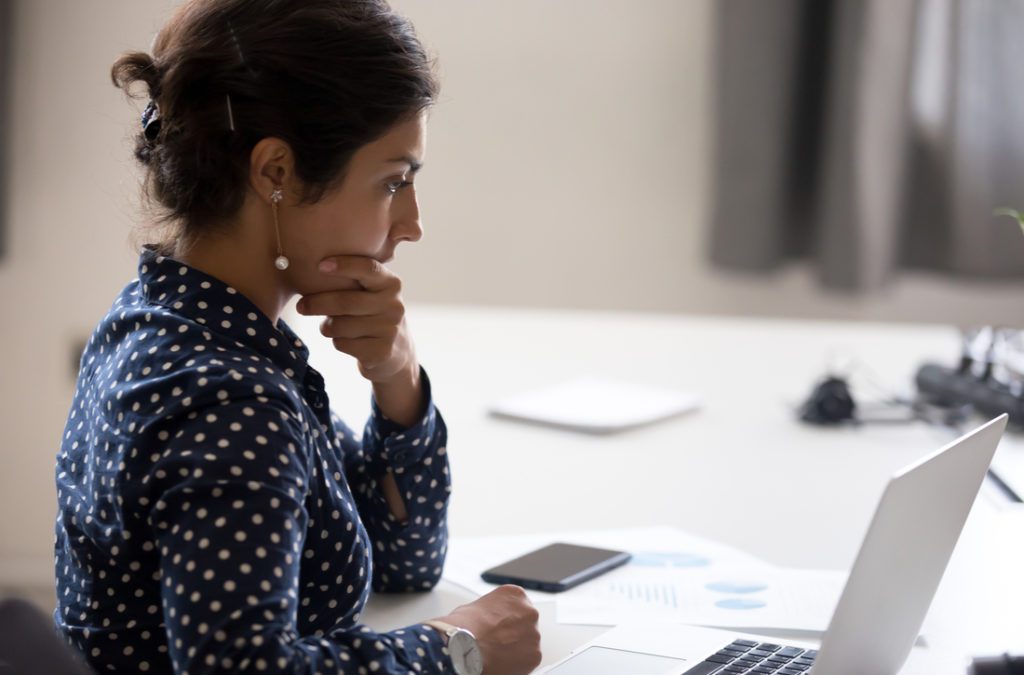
[{"left": 480, "top": 543, "right": 631, "bottom": 593}]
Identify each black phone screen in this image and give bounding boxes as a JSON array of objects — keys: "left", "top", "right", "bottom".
[{"left": 480, "top": 543, "right": 631, "bottom": 592}]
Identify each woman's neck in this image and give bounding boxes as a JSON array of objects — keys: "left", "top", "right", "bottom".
[{"left": 173, "top": 210, "right": 291, "bottom": 325}]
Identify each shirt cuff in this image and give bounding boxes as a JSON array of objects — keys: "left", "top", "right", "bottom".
[
  {"left": 406, "top": 622, "right": 453, "bottom": 672},
  {"left": 320, "top": 622, "right": 452, "bottom": 672},
  {"left": 367, "top": 366, "right": 445, "bottom": 472}
]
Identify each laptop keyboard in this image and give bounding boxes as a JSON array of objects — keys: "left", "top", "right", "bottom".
[{"left": 698, "top": 639, "right": 817, "bottom": 674}]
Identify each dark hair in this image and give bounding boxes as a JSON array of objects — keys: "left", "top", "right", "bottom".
[{"left": 111, "top": 0, "right": 439, "bottom": 243}]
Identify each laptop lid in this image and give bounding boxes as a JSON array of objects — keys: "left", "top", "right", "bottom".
[{"left": 812, "top": 414, "right": 1007, "bottom": 675}]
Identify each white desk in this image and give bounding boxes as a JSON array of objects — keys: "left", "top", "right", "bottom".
[{"left": 290, "top": 304, "right": 1024, "bottom": 673}]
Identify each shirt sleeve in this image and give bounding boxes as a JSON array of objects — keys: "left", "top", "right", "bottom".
[
  {"left": 142, "top": 395, "right": 452, "bottom": 674},
  {"left": 333, "top": 368, "right": 452, "bottom": 593}
]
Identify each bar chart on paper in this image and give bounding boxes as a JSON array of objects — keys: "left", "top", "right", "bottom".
[
  {"left": 443, "top": 526, "right": 847, "bottom": 632},
  {"left": 605, "top": 579, "right": 680, "bottom": 610},
  {"left": 556, "top": 565, "right": 846, "bottom": 632}
]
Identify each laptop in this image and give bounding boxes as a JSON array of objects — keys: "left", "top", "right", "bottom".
[{"left": 543, "top": 414, "right": 1008, "bottom": 675}]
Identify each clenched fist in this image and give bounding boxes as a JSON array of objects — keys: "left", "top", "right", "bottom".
[{"left": 435, "top": 585, "right": 543, "bottom": 675}]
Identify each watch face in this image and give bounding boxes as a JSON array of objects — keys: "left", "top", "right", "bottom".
[{"left": 449, "top": 630, "right": 483, "bottom": 675}]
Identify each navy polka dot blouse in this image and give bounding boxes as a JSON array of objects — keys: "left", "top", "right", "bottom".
[{"left": 55, "top": 248, "right": 454, "bottom": 674}]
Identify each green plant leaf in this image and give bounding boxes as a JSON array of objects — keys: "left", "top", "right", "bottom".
[{"left": 994, "top": 207, "right": 1024, "bottom": 233}]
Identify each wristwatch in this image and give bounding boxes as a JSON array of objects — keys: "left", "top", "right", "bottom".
[{"left": 425, "top": 620, "right": 483, "bottom": 675}]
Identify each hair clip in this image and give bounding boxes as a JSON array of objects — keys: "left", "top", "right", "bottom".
[
  {"left": 141, "top": 100, "right": 162, "bottom": 141},
  {"left": 226, "top": 94, "right": 236, "bottom": 132}
]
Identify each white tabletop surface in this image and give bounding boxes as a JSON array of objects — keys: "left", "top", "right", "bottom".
[{"left": 289, "top": 303, "right": 1024, "bottom": 673}]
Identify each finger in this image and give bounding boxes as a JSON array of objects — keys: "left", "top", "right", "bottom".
[
  {"left": 320, "top": 316, "right": 398, "bottom": 340},
  {"left": 495, "top": 585, "right": 529, "bottom": 600},
  {"left": 297, "top": 290, "right": 384, "bottom": 318},
  {"left": 317, "top": 255, "right": 400, "bottom": 292}
]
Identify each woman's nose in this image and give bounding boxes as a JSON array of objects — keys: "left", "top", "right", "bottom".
[{"left": 393, "top": 193, "right": 423, "bottom": 243}]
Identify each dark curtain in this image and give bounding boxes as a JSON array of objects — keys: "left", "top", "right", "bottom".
[{"left": 710, "top": 0, "right": 1024, "bottom": 290}]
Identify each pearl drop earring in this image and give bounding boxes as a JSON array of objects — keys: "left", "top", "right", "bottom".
[{"left": 270, "top": 187, "right": 289, "bottom": 271}]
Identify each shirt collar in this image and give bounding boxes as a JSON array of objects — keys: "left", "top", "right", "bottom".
[{"left": 137, "top": 246, "right": 311, "bottom": 382}]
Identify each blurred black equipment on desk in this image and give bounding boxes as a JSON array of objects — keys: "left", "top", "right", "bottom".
[
  {"left": 968, "top": 653, "right": 1024, "bottom": 675},
  {"left": 799, "top": 376, "right": 857, "bottom": 424},
  {"left": 801, "top": 327, "right": 1024, "bottom": 430},
  {"left": 917, "top": 327, "right": 1024, "bottom": 428}
]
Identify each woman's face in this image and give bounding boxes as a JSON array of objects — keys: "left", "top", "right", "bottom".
[{"left": 279, "top": 113, "right": 426, "bottom": 295}]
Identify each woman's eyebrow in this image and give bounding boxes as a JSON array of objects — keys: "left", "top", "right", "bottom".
[{"left": 385, "top": 155, "right": 423, "bottom": 173}]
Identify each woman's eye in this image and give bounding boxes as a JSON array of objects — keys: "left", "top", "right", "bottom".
[{"left": 385, "top": 180, "right": 413, "bottom": 195}]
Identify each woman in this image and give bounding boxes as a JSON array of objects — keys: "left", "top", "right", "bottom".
[{"left": 53, "top": 1, "right": 541, "bottom": 673}]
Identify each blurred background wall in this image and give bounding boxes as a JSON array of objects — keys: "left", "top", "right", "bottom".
[{"left": 1, "top": 0, "right": 1022, "bottom": 608}]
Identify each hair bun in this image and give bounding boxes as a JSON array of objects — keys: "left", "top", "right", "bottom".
[{"left": 110, "top": 51, "right": 160, "bottom": 99}]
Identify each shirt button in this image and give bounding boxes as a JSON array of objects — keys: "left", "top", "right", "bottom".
[{"left": 393, "top": 451, "right": 408, "bottom": 465}]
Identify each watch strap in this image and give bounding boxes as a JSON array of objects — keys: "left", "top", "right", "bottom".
[{"left": 424, "top": 619, "right": 459, "bottom": 640}]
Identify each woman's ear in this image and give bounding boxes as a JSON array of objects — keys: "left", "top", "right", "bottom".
[{"left": 249, "top": 137, "right": 296, "bottom": 205}]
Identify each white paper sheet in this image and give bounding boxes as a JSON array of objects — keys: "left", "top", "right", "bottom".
[
  {"left": 555, "top": 564, "right": 847, "bottom": 632},
  {"left": 488, "top": 379, "right": 700, "bottom": 433},
  {"left": 442, "top": 526, "right": 772, "bottom": 605},
  {"left": 444, "top": 526, "right": 852, "bottom": 633}
]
